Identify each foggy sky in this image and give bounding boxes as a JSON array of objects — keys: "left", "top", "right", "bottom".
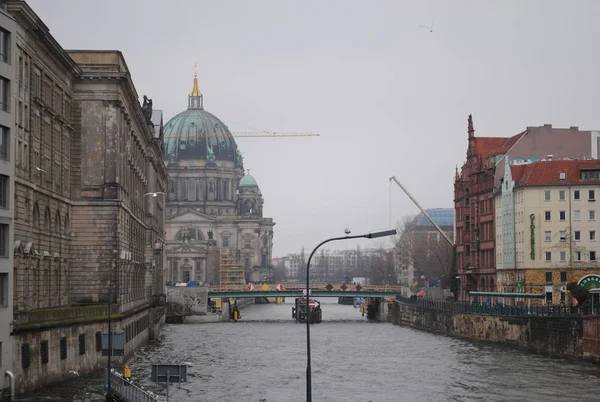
[{"left": 28, "top": 0, "right": 600, "bottom": 256}]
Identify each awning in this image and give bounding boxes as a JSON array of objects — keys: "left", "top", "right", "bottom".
[{"left": 469, "top": 291, "right": 545, "bottom": 299}]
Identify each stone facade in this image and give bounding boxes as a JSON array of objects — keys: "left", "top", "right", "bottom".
[
  {"left": 5, "top": 2, "right": 167, "bottom": 393},
  {"left": 0, "top": 4, "right": 15, "bottom": 395}
]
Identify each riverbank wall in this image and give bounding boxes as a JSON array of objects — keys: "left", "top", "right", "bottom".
[{"left": 391, "top": 299, "right": 600, "bottom": 363}]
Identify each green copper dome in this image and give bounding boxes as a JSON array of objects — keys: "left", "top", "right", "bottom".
[
  {"left": 163, "top": 76, "right": 241, "bottom": 163},
  {"left": 239, "top": 173, "right": 258, "bottom": 188}
]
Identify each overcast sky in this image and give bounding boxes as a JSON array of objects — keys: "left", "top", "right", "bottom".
[{"left": 29, "top": 0, "right": 600, "bottom": 256}]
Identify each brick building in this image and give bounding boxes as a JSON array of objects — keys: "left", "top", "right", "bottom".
[{"left": 454, "top": 115, "right": 599, "bottom": 300}]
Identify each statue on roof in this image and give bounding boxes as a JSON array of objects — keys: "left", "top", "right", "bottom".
[
  {"left": 207, "top": 144, "right": 216, "bottom": 162},
  {"left": 142, "top": 95, "right": 153, "bottom": 122}
]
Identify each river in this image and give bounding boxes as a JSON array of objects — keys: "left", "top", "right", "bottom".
[{"left": 16, "top": 298, "right": 600, "bottom": 401}]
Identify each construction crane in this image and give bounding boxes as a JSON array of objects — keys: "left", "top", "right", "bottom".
[
  {"left": 389, "top": 175, "right": 454, "bottom": 247},
  {"left": 164, "top": 131, "right": 319, "bottom": 140}
]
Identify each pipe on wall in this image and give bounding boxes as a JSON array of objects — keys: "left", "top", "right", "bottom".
[{"left": 5, "top": 370, "right": 15, "bottom": 401}]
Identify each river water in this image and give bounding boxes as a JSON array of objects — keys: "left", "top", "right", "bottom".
[{"left": 16, "top": 298, "right": 600, "bottom": 401}]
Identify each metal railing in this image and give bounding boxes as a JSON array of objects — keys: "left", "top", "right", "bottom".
[
  {"left": 109, "top": 370, "right": 160, "bottom": 402},
  {"left": 207, "top": 283, "right": 403, "bottom": 293},
  {"left": 397, "top": 296, "right": 600, "bottom": 317}
]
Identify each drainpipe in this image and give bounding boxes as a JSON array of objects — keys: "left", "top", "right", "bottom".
[{"left": 5, "top": 370, "right": 15, "bottom": 401}]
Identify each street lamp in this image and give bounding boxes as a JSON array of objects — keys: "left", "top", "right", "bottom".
[{"left": 305, "top": 228, "right": 396, "bottom": 402}]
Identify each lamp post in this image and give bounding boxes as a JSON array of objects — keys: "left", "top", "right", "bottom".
[
  {"left": 305, "top": 229, "right": 396, "bottom": 402},
  {"left": 105, "top": 260, "right": 119, "bottom": 401}
]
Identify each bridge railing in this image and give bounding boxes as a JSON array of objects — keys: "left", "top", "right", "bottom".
[
  {"left": 109, "top": 370, "right": 160, "bottom": 402},
  {"left": 208, "top": 283, "right": 402, "bottom": 293},
  {"left": 397, "top": 296, "right": 600, "bottom": 317}
]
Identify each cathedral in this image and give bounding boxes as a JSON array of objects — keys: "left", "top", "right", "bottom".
[{"left": 163, "top": 73, "right": 275, "bottom": 286}]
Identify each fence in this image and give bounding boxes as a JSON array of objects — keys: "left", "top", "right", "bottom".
[
  {"left": 397, "top": 296, "right": 600, "bottom": 317},
  {"left": 109, "top": 370, "right": 161, "bottom": 402}
]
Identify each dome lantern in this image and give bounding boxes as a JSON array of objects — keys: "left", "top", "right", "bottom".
[{"left": 188, "top": 63, "right": 203, "bottom": 110}]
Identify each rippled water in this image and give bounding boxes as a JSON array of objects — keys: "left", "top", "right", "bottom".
[{"left": 17, "top": 299, "right": 600, "bottom": 401}]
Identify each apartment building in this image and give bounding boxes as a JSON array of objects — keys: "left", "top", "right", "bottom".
[{"left": 496, "top": 158, "right": 600, "bottom": 305}]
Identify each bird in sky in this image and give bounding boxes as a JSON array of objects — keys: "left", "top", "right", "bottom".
[
  {"left": 144, "top": 192, "right": 165, "bottom": 197},
  {"left": 419, "top": 20, "right": 435, "bottom": 32},
  {"left": 35, "top": 166, "right": 46, "bottom": 172}
]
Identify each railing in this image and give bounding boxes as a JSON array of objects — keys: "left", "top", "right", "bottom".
[
  {"left": 109, "top": 370, "right": 160, "bottom": 402},
  {"left": 207, "top": 283, "right": 403, "bottom": 293},
  {"left": 397, "top": 296, "right": 600, "bottom": 317}
]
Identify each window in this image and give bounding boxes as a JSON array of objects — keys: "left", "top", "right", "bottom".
[
  {"left": 545, "top": 272, "right": 552, "bottom": 282},
  {"left": 222, "top": 236, "right": 229, "bottom": 248},
  {"left": 590, "top": 190, "right": 596, "bottom": 201},
  {"left": 40, "top": 340, "right": 49, "bottom": 365},
  {"left": 60, "top": 337, "right": 67, "bottom": 360},
  {"left": 559, "top": 211, "right": 566, "bottom": 221},
  {"left": 591, "top": 251, "right": 597, "bottom": 261},
  {"left": 544, "top": 231, "right": 552, "bottom": 242},
  {"left": 465, "top": 215, "right": 470, "bottom": 231},
  {"left": 0, "top": 272, "right": 7, "bottom": 307},
  {"left": 575, "top": 251, "right": 582, "bottom": 261},
  {"left": 560, "top": 252, "right": 567, "bottom": 262},
  {"left": 78, "top": 334, "right": 86, "bottom": 355},
  {"left": 545, "top": 251, "right": 552, "bottom": 262},
  {"left": 560, "top": 231, "right": 567, "bottom": 241},
  {"left": 544, "top": 191, "right": 551, "bottom": 201},
  {"left": 575, "top": 231, "right": 581, "bottom": 241},
  {"left": 0, "top": 224, "right": 6, "bottom": 258},
  {"left": 0, "top": 76, "right": 8, "bottom": 112},
  {"left": 574, "top": 210, "right": 581, "bottom": 221},
  {"left": 95, "top": 331, "right": 102, "bottom": 352},
  {"left": 545, "top": 211, "right": 551, "bottom": 221},
  {"left": 0, "top": 28, "right": 8, "bottom": 63},
  {"left": 0, "top": 125, "right": 8, "bottom": 161},
  {"left": 560, "top": 271, "right": 567, "bottom": 282},
  {"left": 582, "top": 170, "right": 600, "bottom": 180},
  {"left": 590, "top": 210, "right": 596, "bottom": 221},
  {"left": 591, "top": 231, "right": 597, "bottom": 241},
  {"left": 0, "top": 174, "right": 8, "bottom": 209},
  {"left": 559, "top": 190, "right": 566, "bottom": 201},
  {"left": 559, "top": 172, "right": 566, "bottom": 180},
  {"left": 574, "top": 190, "right": 581, "bottom": 200},
  {"left": 21, "top": 343, "right": 30, "bottom": 369}
]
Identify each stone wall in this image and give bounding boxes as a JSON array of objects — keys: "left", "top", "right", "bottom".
[
  {"left": 12, "top": 305, "right": 165, "bottom": 394},
  {"left": 392, "top": 301, "right": 584, "bottom": 360}
]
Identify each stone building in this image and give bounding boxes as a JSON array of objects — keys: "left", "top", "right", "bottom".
[
  {"left": 163, "top": 73, "right": 275, "bottom": 286},
  {"left": 454, "top": 115, "right": 599, "bottom": 300},
  {"left": 0, "top": 2, "right": 15, "bottom": 394},
  {"left": 6, "top": 1, "right": 167, "bottom": 393},
  {"left": 495, "top": 158, "right": 600, "bottom": 305}
]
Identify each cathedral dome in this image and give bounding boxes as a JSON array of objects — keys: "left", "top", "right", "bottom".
[
  {"left": 163, "top": 74, "right": 241, "bottom": 163},
  {"left": 239, "top": 172, "right": 259, "bottom": 188}
]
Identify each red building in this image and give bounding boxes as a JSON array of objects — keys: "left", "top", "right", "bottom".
[{"left": 454, "top": 116, "right": 598, "bottom": 300}]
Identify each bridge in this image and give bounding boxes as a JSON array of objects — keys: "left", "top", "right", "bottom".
[{"left": 208, "top": 283, "right": 401, "bottom": 299}]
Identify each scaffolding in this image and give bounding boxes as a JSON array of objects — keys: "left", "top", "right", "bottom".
[{"left": 219, "top": 249, "right": 245, "bottom": 288}]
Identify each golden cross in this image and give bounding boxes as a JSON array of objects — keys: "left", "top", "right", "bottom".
[{"left": 194, "top": 62, "right": 198, "bottom": 77}]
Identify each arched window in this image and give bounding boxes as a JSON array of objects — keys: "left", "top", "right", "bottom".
[
  {"left": 44, "top": 207, "right": 51, "bottom": 231},
  {"left": 33, "top": 204, "right": 40, "bottom": 228},
  {"left": 64, "top": 213, "right": 70, "bottom": 235},
  {"left": 55, "top": 210, "right": 61, "bottom": 233}
]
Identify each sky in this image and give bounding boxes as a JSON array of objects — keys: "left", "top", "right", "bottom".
[{"left": 28, "top": 0, "right": 600, "bottom": 257}]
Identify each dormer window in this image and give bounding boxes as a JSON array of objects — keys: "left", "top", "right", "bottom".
[{"left": 559, "top": 172, "right": 566, "bottom": 180}]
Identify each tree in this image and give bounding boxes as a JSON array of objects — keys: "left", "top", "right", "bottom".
[
  {"left": 394, "top": 214, "right": 454, "bottom": 289},
  {"left": 567, "top": 282, "right": 590, "bottom": 305}
]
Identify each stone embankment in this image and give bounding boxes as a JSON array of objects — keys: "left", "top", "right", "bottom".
[{"left": 391, "top": 299, "right": 600, "bottom": 363}]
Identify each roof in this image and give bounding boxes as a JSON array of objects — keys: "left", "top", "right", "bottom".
[
  {"left": 474, "top": 131, "right": 526, "bottom": 159},
  {"left": 239, "top": 173, "right": 259, "bottom": 188},
  {"left": 511, "top": 159, "right": 600, "bottom": 187},
  {"left": 414, "top": 208, "right": 454, "bottom": 227}
]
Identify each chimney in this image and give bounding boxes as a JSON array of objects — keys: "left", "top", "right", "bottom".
[
  {"left": 543, "top": 124, "right": 552, "bottom": 128},
  {"left": 570, "top": 126, "right": 579, "bottom": 131}
]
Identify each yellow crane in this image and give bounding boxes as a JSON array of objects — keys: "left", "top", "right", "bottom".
[{"left": 164, "top": 131, "right": 319, "bottom": 140}]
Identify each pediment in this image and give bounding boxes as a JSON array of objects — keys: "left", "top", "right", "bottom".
[
  {"left": 168, "top": 243, "right": 206, "bottom": 253},
  {"left": 167, "top": 209, "right": 216, "bottom": 224}
]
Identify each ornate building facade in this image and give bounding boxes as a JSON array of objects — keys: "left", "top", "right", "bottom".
[
  {"left": 455, "top": 115, "right": 598, "bottom": 301},
  {"left": 163, "top": 74, "right": 275, "bottom": 286},
  {"left": 7, "top": 1, "right": 167, "bottom": 393}
]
